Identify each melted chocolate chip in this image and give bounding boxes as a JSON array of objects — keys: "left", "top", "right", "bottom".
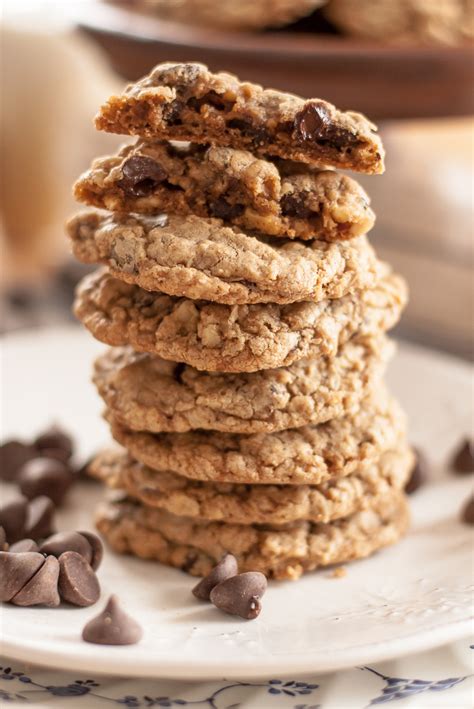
[
  {"left": 210, "top": 198, "right": 245, "bottom": 220},
  {"left": 162, "top": 100, "right": 184, "bottom": 126},
  {"left": 82, "top": 595, "right": 143, "bottom": 645},
  {"left": 210, "top": 571, "right": 267, "bottom": 619},
  {"left": 192, "top": 553, "right": 238, "bottom": 601},
  {"left": 294, "top": 101, "right": 359, "bottom": 149},
  {"left": 227, "top": 118, "right": 268, "bottom": 145},
  {"left": 450, "top": 438, "right": 474, "bottom": 475},
  {"left": 118, "top": 156, "right": 167, "bottom": 197},
  {"left": 280, "top": 193, "right": 314, "bottom": 219}
]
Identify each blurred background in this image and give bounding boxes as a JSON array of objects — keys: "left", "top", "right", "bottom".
[{"left": 1, "top": 0, "right": 473, "bottom": 359}]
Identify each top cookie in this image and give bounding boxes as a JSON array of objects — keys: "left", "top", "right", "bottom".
[
  {"left": 67, "top": 210, "right": 378, "bottom": 305},
  {"left": 74, "top": 140, "right": 375, "bottom": 241},
  {"left": 95, "top": 63, "right": 385, "bottom": 174}
]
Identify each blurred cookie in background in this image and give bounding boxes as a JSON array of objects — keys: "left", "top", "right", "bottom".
[
  {"left": 119, "top": 0, "right": 327, "bottom": 30},
  {"left": 324, "top": 0, "right": 474, "bottom": 45}
]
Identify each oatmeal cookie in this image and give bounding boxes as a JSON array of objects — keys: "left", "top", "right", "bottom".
[
  {"left": 90, "top": 445, "right": 414, "bottom": 525},
  {"left": 95, "top": 63, "right": 384, "bottom": 174},
  {"left": 325, "top": 0, "right": 474, "bottom": 45},
  {"left": 133, "top": 0, "right": 327, "bottom": 30},
  {"left": 96, "top": 491, "right": 409, "bottom": 580},
  {"left": 106, "top": 389, "right": 407, "bottom": 485},
  {"left": 67, "top": 210, "right": 378, "bottom": 305},
  {"left": 74, "top": 140, "right": 375, "bottom": 241},
  {"left": 74, "top": 266, "right": 406, "bottom": 372},
  {"left": 93, "top": 336, "right": 392, "bottom": 434}
]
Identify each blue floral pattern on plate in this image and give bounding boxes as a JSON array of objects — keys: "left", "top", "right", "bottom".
[{"left": 0, "top": 644, "right": 472, "bottom": 707}]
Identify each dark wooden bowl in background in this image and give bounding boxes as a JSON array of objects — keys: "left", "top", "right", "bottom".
[{"left": 72, "top": 1, "right": 474, "bottom": 121}]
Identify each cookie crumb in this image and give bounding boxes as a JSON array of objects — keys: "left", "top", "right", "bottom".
[{"left": 330, "top": 566, "right": 347, "bottom": 579}]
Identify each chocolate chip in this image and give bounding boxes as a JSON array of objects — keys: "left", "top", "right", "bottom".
[
  {"left": 210, "top": 198, "right": 245, "bottom": 221},
  {"left": 25, "top": 496, "right": 56, "bottom": 540},
  {"left": 34, "top": 425, "right": 74, "bottom": 462},
  {"left": 9, "top": 539, "right": 40, "bottom": 553},
  {"left": 77, "top": 531, "right": 103, "bottom": 571},
  {"left": 82, "top": 595, "right": 143, "bottom": 645},
  {"left": 58, "top": 551, "right": 100, "bottom": 607},
  {"left": 294, "top": 101, "right": 330, "bottom": 140},
  {"left": 210, "top": 571, "right": 267, "bottom": 620},
  {"left": 12, "top": 555, "right": 60, "bottom": 607},
  {"left": 451, "top": 438, "right": 474, "bottom": 475},
  {"left": 280, "top": 193, "right": 313, "bottom": 219},
  {"left": 18, "top": 457, "right": 73, "bottom": 505},
  {"left": 293, "top": 101, "right": 359, "bottom": 149},
  {"left": 118, "top": 156, "right": 167, "bottom": 197},
  {"left": 227, "top": 118, "right": 268, "bottom": 146},
  {"left": 0, "top": 551, "right": 45, "bottom": 602},
  {"left": 0, "top": 497, "right": 28, "bottom": 543},
  {"left": 0, "top": 526, "right": 7, "bottom": 551},
  {"left": 461, "top": 496, "right": 474, "bottom": 525},
  {"left": 162, "top": 100, "right": 184, "bottom": 126},
  {"left": 40, "top": 532, "right": 92, "bottom": 565},
  {"left": 405, "top": 447, "right": 428, "bottom": 494},
  {"left": 0, "top": 440, "right": 36, "bottom": 481},
  {"left": 192, "top": 553, "right": 238, "bottom": 601}
]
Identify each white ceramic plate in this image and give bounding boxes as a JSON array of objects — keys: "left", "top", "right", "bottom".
[{"left": 0, "top": 327, "right": 472, "bottom": 679}]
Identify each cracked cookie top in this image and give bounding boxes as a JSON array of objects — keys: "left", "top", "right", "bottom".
[
  {"left": 67, "top": 209, "right": 378, "bottom": 305},
  {"left": 90, "top": 445, "right": 414, "bottom": 525},
  {"left": 93, "top": 335, "right": 392, "bottom": 434},
  {"left": 74, "top": 266, "right": 407, "bottom": 372},
  {"left": 106, "top": 389, "right": 407, "bottom": 486}
]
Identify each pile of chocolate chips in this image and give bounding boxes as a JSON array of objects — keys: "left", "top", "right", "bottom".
[
  {"left": 0, "top": 424, "right": 94, "bottom": 504},
  {"left": 0, "top": 530, "right": 103, "bottom": 607},
  {"left": 192, "top": 553, "right": 267, "bottom": 620}
]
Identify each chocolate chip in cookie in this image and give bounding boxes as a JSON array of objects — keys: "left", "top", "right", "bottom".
[{"left": 118, "top": 156, "right": 167, "bottom": 197}]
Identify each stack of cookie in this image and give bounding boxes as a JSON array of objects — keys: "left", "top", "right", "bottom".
[{"left": 68, "top": 62, "right": 412, "bottom": 581}]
